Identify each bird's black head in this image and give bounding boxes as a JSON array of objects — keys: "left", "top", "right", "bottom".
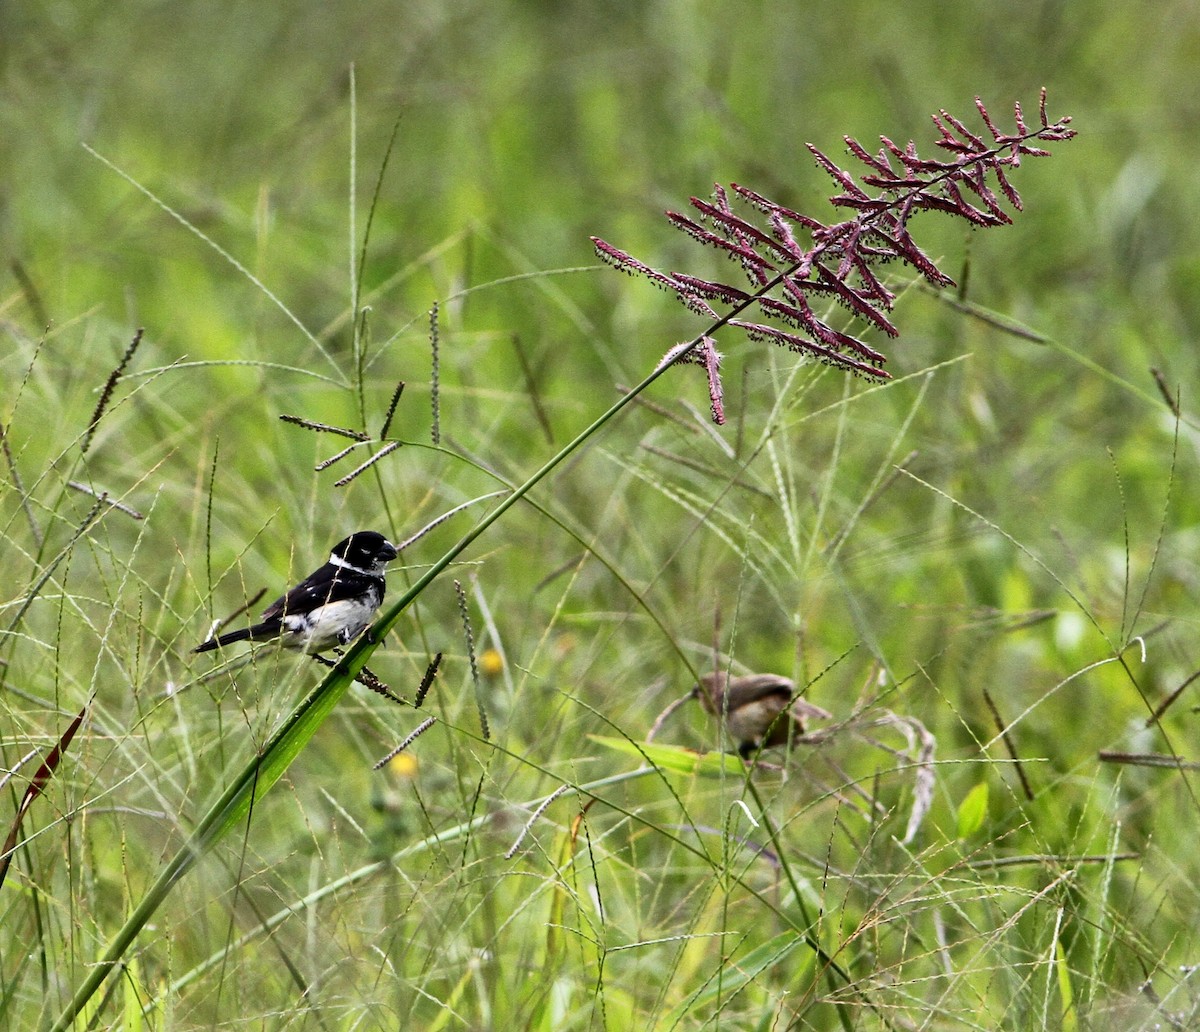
[{"left": 331, "top": 531, "right": 398, "bottom": 573}]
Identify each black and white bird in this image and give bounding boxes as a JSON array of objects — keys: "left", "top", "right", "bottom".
[{"left": 194, "top": 531, "right": 398, "bottom": 655}]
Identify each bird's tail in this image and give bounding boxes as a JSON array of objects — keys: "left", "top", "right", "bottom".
[{"left": 193, "top": 623, "right": 269, "bottom": 653}]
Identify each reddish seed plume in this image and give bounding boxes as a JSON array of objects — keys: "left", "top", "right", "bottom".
[{"left": 594, "top": 93, "right": 1075, "bottom": 422}]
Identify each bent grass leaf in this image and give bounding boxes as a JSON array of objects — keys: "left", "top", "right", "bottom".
[
  {"left": 589, "top": 734, "right": 747, "bottom": 777},
  {"left": 0, "top": 700, "right": 89, "bottom": 891},
  {"left": 956, "top": 781, "right": 990, "bottom": 839}
]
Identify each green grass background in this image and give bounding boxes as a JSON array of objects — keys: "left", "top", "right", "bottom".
[{"left": 3, "top": 1, "right": 1200, "bottom": 1028}]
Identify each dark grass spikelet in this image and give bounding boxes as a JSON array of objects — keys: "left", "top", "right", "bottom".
[
  {"left": 413, "top": 652, "right": 442, "bottom": 709},
  {"left": 331, "top": 439, "right": 401, "bottom": 487},
  {"left": 505, "top": 784, "right": 569, "bottom": 859},
  {"left": 352, "top": 663, "right": 407, "bottom": 705},
  {"left": 82, "top": 328, "right": 143, "bottom": 453},
  {"left": 394, "top": 491, "right": 507, "bottom": 552},
  {"left": 310, "top": 652, "right": 406, "bottom": 704},
  {"left": 379, "top": 380, "right": 405, "bottom": 439},
  {"left": 313, "top": 442, "right": 362, "bottom": 472},
  {"left": 454, "top": 580, "right": 489, "bottom": 740},
  {"left": 593, "top": 91, "right": 1074, "bottom": 422},
  {"left": 372, "top": 716, "right": 437, "bottom": 769},
  {"left": 278, "top": 414, "right": 370, "bottom": 441}
]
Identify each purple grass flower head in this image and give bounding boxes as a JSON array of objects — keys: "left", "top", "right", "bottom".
[{"left": 594, "top": 90, "right": 1075, "bottom": 423}]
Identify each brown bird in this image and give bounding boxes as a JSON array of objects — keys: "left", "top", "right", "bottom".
[{"left": 695, "top": 672, "right": 831, "bottom": 758}]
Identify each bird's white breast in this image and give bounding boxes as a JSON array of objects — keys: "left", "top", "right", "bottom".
[{"left": 280, "top": 597, "right": 379, "bottom": 653}]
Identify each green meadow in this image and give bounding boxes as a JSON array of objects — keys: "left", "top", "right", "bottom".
[{"left": 3, "top": 2, "right": 1200, "bottom": 1028}]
